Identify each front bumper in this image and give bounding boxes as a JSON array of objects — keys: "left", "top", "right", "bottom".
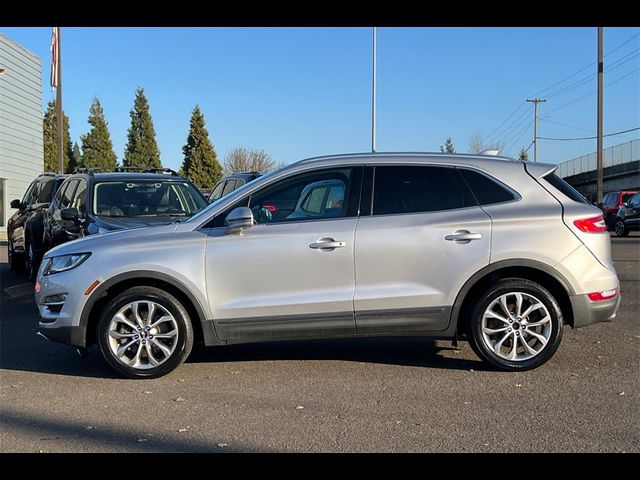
[
  {"left": 36, "top": 261, "right": 100, "bottom": 348},
  {"left": 569, "top": 292, "right": 621, "bottom": 328}
]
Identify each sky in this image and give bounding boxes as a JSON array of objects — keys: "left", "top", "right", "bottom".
[{"left": 1, "top": 27, "right": 638, "bottom": 171}]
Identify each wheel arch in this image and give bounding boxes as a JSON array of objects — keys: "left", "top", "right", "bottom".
[
  {"left": 80, "top": 271, "right": 221, "bottom": 348},
  {"left": 451, "top": 259, "right": 575, "bottom": 334}
]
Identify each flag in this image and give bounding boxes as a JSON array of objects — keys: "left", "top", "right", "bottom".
[{"left": 50, "top": 27, "right": 59, "bottom": 90}]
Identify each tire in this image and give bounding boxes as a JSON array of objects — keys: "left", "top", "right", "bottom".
[
  {"left": 8, "top": 240, "right": 22, "bottom": 272},
  {"left": 25, "top": 242, "right": 38, "bottom": 282},
  {"left": 615, "top": 219, "right": 629, "bottom": 237},
  {"left": 97, "top": 286, "right": 194, "bottom": 379},
  {"left": 466, "top": 278, "right": 563, "bottom": 371}
]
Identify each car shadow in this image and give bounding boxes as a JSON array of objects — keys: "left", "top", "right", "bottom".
[{"left": 187, "top": 336, "right": 488, "bottom": 372}]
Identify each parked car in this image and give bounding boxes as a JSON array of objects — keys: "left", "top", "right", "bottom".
[
  {"left": 209, "top": 172, "right": 262, "bottom": 202},
  {"left": 36, "top": 153, "right": 620, "bottom": 379},
  {"left": 42, "top": 168, "right": 208, "bottom": 259},
  {"left": 7, "top": 172, "right": 68, "bottom": 280},
  {"left": 614, "top": 192, "right": 640, "bottom": 237},
  {"left": 601, "top": 191, "right": 638, "bottom": 230}
]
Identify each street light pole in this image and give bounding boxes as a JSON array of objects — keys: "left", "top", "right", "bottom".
[
  {"left": 372, "top": 27, "right": 376, "bottom": 153},
  {"left": 597, "top": 27, "right": 604, "bottom": 203}
]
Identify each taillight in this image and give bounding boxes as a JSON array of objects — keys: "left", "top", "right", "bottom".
[
  {"left": 573, "top": 216, "right": 607, "bottom": 233},
  {"left": 587, "top": 288, "right": 618, "bottom": 301}
]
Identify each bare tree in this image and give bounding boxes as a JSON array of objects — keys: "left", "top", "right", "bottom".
[
  {"left": 223, "top": 147, "right": 276, "bottom": 175},
  {"left": 468, "top": 132, "right": 505, "bottom": 154}
]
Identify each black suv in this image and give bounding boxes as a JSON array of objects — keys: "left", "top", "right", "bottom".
[
  {"left": 614, "top": 192, "right": 640, "bottom": 237},
  {"left": 42, "top": 168, "right": 208, "bottom": 261},
  {"left": 209, "top": 172, "right": 262, "bottom": 202},
  {"left": 7, "top": 172, "right": 68, "bottom": 279}
]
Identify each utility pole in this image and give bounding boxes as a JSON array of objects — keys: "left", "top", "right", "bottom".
[
  {"left": 371, "top": 27, "right": 377, "bottom": 153},
  {"left": 55, "top": 27, "right": 63, "bottom": 174},
  {"left": 597, "top": 27, "right": 604, "bottom": 203},
  {"left": 527, "top": 98, "right": 546, "bottom": 162}
]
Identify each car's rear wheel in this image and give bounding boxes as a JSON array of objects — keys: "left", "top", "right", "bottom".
[
  {"left": 467, "top": 278, "right": 563, "bottom": 371},
  {"left": 25, "top": 242, "right": 38, "bottom": 282},
  {"left": 615, "top": 219, "right": 629, "bottom": 237},
  {"left": 98, "top": 286, "right": 194, "bottom": 379}
]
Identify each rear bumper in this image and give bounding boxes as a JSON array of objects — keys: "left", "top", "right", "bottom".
[{"left": 569, "top": 293, "right": 621, "bottom": 328}]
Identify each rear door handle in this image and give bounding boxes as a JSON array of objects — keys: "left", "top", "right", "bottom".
[
  {"left": 309, "top": 237, "right": 346, "bottom": 251},
  {"left": 445, "top": 230, "right": 482, "bottom": 244}
]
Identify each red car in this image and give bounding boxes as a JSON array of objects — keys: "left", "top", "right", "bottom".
[{"left": 602, "top": 191, "right": 638, "bottom": 230}]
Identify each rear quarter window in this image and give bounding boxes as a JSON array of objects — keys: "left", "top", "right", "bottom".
[
  {"left": 542, "top": 173, "right": 590, "bottom": 205},
  {"left": 458, "top": 169, "right": 516, "bottom": 205}
]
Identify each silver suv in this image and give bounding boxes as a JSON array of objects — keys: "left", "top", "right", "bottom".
[{"left": 35, "top": 153, "right": 621, "bottom": 378}]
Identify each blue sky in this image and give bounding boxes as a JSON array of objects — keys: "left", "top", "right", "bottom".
[{"left": 1, "top": 27, "right": 638, "bottom": 170}]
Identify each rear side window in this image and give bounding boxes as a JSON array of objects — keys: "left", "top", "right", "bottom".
[
  {"left": 458, "top": 169, "right": 516, "bottom": 206},
  {"left": 222, "top": 180, "right": 237, "bottom": 196},
  {"left": 372, "top": 166, "right": 471, "bottom": 215},
  {"left": 621, "top": 192, "right": 636, "bottom": 204},
  {"left": 542, "top": 173, "right": 590, "bottom": 205}
]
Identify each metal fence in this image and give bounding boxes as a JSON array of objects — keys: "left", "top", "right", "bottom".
[{"left": 556, "top": 139, "right": 639, "bottom": 178}]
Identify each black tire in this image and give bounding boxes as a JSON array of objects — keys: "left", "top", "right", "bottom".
[
  {"left": 466, "top": 278, "right": 564, "bottom": 371},
  {"left": 8, "top": 240, "right": 22, "bottom": 272},
  {"left": 615, "top": 219, "right": 629, "bottom": 237},
  {"left": 97, "top": 286, "right": 194, "bottom": 379},
  {"left": 25, "top": 241, "right": 39, "bottom": 282}
]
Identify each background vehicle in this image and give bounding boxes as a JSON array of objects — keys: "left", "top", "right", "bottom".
[
  {"left": 601, "top": 191, "right": 638, "bottom": 230},
  {"left": 42, "top": 168, "right": 208, "bottom": 253},
  {"left": 614, "top": 192, "right": 640, "bottom": 237},
  {"left": 209, "top": 172, "right": 262, "bottom": 202},
  {"left": 36, "top": 153, "right": 620, "bottom": 379},
  {"left": 7, "top": 172, "right": 68, "bottom": 280}
]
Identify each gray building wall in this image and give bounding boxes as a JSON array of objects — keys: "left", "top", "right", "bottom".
[{"left": 0, "top": 32, "right": 43, "bottom": 239}]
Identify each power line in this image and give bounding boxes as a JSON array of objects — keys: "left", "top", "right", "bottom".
[
  {"left": 484, "top": 32, "right": 640, "bottom": 145},
  {"left": 537, "top": 126, "right": 640, "bottom": 141},
  {"left": 540, "top": 117, "right": 638, "bottom": 141}
]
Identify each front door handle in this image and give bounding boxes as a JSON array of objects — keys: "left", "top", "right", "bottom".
[
  {"left": 309, "top": 237, "right": 346, "bottom": 251},
  {"left": 445, "top": 230, "right": 482, "bottom": 244}
]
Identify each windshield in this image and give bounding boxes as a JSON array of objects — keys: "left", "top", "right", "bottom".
[{"left": 93, "top": 180, "right": 208, "bottom": 218}]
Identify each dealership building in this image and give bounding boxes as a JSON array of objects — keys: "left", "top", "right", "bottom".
[{"left": 0, "top": 33, "right": 44, "bottom": 240}]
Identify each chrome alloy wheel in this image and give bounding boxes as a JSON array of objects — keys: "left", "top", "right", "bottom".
[
  {"left": 107, "top": 300, "right": 179, "bottom": 370},
  {"left": 481, "top": 292, "right": 552, "bottom": 362}
]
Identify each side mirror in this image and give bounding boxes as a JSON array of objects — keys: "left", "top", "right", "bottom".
[
  {"left": 622, "top": 202, "right": 629, "bottom": 208},
  {"left": 10, "top": 199, "right": 21, "bottom": 209},
  {"left": 225, "top": 207, "right": 254, "bottom": 235},
  {"left": 61, "top": 207, "right": 79, "bottom": 223}
]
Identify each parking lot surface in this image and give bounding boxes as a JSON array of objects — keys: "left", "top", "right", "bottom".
[{"left": 1, "top": 235, "right": 638, "bottom": 452}]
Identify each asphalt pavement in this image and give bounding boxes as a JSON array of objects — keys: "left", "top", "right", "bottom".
[{"left": 1, "top": 235, "right": 638, "bottom": 452}]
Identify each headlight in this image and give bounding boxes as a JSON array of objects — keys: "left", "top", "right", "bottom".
[{"left": 42, "top": 253, "right": 91, "bottom": 275}]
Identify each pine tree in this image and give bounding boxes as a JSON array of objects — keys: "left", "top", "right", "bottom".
[
  {"left": 72, "top": 142, "right": 82, "bottom": 168},
  {"left": 123, "top": 87, "right": 161, "bottom": 168},
  {"left": 81, "top": 97, "right": 117, "bottom": 171},
  {"left": 519, "top": 147, "right": 529, "bottom": 161},
  {"left": 43, "top": 100, "right": 73, "bottom": 173},
  {"left": 440, "top": 137, "right": 455, "bottom": 154},
  {"left": 180, "top": 105, "right": 222, "bottom": 188}
]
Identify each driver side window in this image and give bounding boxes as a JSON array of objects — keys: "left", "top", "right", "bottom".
[{"left": 211, "top": 167, "right": 361, "bottom": 228}]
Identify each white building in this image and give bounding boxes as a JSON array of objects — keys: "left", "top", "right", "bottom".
[{"left": 0, "top": 33, "right": 43, "bottom": 240}]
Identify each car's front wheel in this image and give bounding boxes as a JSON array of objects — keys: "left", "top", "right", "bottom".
[
  {"left": 615, "top": 219, "right": 629, "bottom": 237},
  {"left": 98, "top": 286, "right": 194, "bottom": 379},
  {"left": 25, "top": 242, "right": 38, "bottom": 282},
  {"left": 467, "top": 278, "right": 563, "bottom": 371}
]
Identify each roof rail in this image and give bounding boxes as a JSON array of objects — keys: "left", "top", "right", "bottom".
[
  {"left": 114, "top": 166, "right": 144, "bottom": 172},
  {"left": 143, "top": 167, "right": 180, "bottom": 176},
  {"left": 73, "top": 167, "right": 102, "bottom": 175}
]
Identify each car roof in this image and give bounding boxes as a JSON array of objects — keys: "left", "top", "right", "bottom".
[{"left": 68, "top": 172, "right": 191, "bottom": 182}]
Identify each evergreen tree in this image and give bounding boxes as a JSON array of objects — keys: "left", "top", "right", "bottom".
[
  {"left": 180, "top": 105, "right": 222, "bottom": 188},
  {"left": 440, "top": 137, "right": 455, "bottom": 154},
  {"left": 72, "top": 142, "right": 82, "bottom": 168},
  {"left": 519, "top": 147, "right": 529, "bottom": 161},
  {"left": 123, "top": 87, "right": 161, "bottom": 168},
  {"left": 43, "top": 100, "right": 73, "bottom": 173},
  {"left": 81, "top": 97, "right": 117, "bottom": 171}
]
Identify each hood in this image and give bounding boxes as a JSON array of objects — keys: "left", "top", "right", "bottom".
[
  {"left": 44, "top": 221, "right": 180, "bottom": 258},
  {"left": 95, "top": 215, "right": 184, "bottom": 231}
]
